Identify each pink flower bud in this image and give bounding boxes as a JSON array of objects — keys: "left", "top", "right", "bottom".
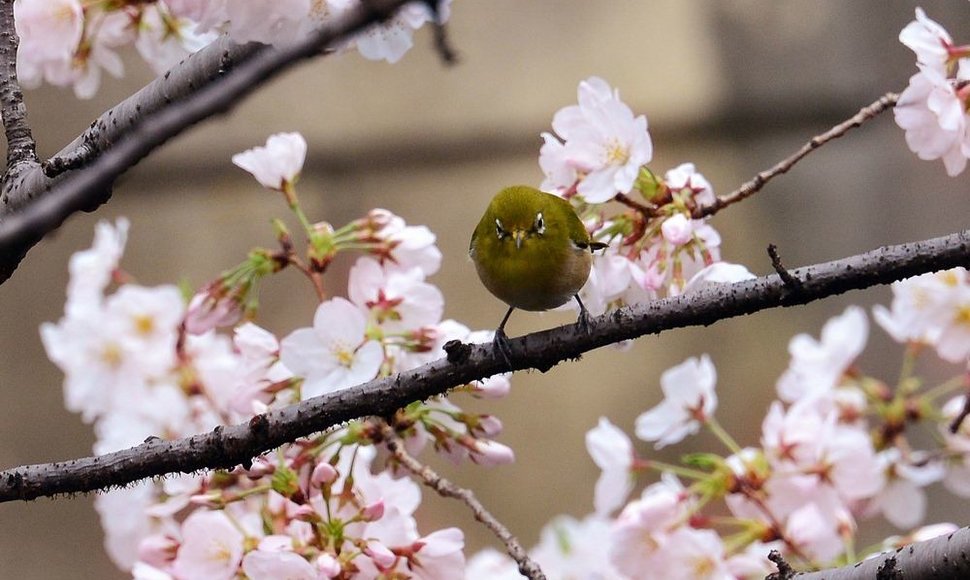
[
  {"left": 184, "top": 287, "right": 243, "bottom": 335},
  {"left": 316, "top": 553, "right": 342, "bottom": 578},
  {"left": 471, "top": 440, "right": 515, "bottom": 466},
  {"left": 291, "top": 504, "right": 317, "bottom": 521},
  {"left": 660, "top": 214, "right": 693, "bottom": 246},
  {"left": 311, "top": 463, "right": 338, "bottom": 486},
  {"left": 364, "top": 541, "right": 396, "bottom": 569},
  {"left": 472, "top": 375, "right": 511, "bottom": 399},
  {"left": 361, "top": 499, "right": 385, "bottom": 522},
  {"left": 477, "top": 415, "right": 504, "bottom": 437}
]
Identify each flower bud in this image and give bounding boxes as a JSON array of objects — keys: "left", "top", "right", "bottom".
[
  {"left": 311, "top": 462, "right": 338, "bottom": 486},
  {"left": 361, "top": 499, "right": 385, "bottom": 522}
]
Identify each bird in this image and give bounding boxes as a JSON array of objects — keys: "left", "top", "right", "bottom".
[{"left": 469, "top": 185, "right": 606, "bottom": 363}]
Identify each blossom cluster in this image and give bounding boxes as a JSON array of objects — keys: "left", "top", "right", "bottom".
[
  {"left": 538, "top": 76, "right": 754, "bottom": 317},
  {"left": 469, "top": 292, "right": 970, "bottom": 578},
  {"left": 42, "top": 132, "right": 511, "bottom": 579},
  {"left": 14, "top": 0, "right": 451, "bottom": 98},
  {"left": 895, "top": 8, "right": 970, "bottom": 176}
]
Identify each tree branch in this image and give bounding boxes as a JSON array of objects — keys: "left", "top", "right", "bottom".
[
  {"left": 0, "top": 228, "right": 967, "bottom": 502},
  {"left": 784, "top": 527, "right": 970, "bottom": 579},
  {"left": 0, "top": 0, "right": 415, "bottom": 285},
  {"left": 694, "top": 92, "right": 899, "bottom": 219},
  {"left": 379, "top": 421, "right": 545, "bottom": 579},
  {"left": 0, "top": 0, "right": 37, "bottom": 170}
]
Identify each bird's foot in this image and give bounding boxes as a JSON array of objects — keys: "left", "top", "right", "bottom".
[
  {"left": 577, "top": 308, "right": 593, "bottom": 335},
  {"left": 493, "top": 328, "right": 513, "bottom": 366}
]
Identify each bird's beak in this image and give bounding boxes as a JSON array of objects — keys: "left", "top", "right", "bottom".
[{"left": 513, "top": 230, "right": 525, "bottom": 249}]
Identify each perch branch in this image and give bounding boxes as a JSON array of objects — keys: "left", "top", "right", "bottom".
[{"left": 0, "top": 227, "right": 967, "bottom": 502}]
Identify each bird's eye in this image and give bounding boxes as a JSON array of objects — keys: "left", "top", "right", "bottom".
[
  {"left": 534, "top": 212, "right": 545, "bottom": 235},
  {"left": 495, "top": 218, "right": 507, "bottom": 239}
]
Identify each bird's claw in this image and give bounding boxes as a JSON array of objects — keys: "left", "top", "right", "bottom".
[
  {"left": 577, "top": 309, "right": 593, "bottom": 335},
  {"left": 493, "top": 328, "right": 513, "bottom": 366}
]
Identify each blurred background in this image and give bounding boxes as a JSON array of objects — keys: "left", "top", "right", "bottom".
[{"left": 1, "top": 1, "right": 968, "bottom": 577}]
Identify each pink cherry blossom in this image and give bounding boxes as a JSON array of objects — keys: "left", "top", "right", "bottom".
[
  {"left": 538, "top": 131, "right": 578, "bottom": 194},
  {"left": 635, "top": 355, "right": 718, "bottom": 448},
  {"left": 682, "top": 262, "right": 755, "bottom": 294},
  {"left": 351, "top": 0, "right": 452, "bottom": 64},
  {"left": 224, "top": 0, "right": 311, "bottom": 44},
  {"left": 865, "top": 449, "right": 945, "bottom": 529},
  {"left": 280, "top": 297, "right": 383, "bottom": 399},
  {"left": 895, "top": 65, "right": 970, "bottom": 176},
  {"left": 530, "top": 515, "right": 620, "bottom": 579},
  {"left": 232, "top": 132, "right": 308, "bottom": 191},
  {"left": 408, "top": 527, "right": 465, "bottom": 580},
  {"left": 14, "top": 0, "right": 83, "bottom": 86},
  {"left": 585, "top": 417, "right": 634, "bottom": 516},
  {"left": 544, "top": 76, "right": 653, "bottom": 202},
  {"left": 899, "top": 8, "right": 954, "bottom": 73},
  {"left": 374, "top": 211, "right": 443, "bottom": 275},
  {"left": 65, "top": 218, "right": 129, "bottom": 315},
  {"left": 171, "top": 510, "right": 244, "bottom": 580},
  {"left": 664, "top": 162, "right": 716, "bottom": 208},
  {"left": 465, "top": 548, "right": 520, "bottom": 579},
  {"left": 785, "top": 503, "right": 844, "bottom": 564},
  {"left": 135, "top": 6, "right": 217, "bottom": 75},
  {"left": 242, "top": 550, "right": 317, "bottom": 580},
  {"left": 777, "top": 306, "right": 868, "bottom": 403},
  {"left": 347, "top": 257, "right": 444, "bottom": 332}
]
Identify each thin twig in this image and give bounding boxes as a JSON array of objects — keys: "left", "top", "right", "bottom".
[
  {"left": 378, "top": 421, "right": 544, "bottom": 579},
  {"left": 694, "top": 92, "right": 899, "bottom": 218},
  {"left": 767, "top": 243, "right": 803, "bottom": 298},
  {"left": 0, "top": 0, "right": 38, "bottom": 169},
  {"left": 0, "top": 227, "right": 967, "bottom": 502}
]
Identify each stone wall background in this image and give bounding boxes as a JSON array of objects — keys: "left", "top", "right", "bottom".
[{"left": 1, "top": 2, "right": 968, "bottom": 577}]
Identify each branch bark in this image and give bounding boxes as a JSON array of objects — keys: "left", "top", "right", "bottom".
[
  {"left": 780, "top": 527, "right": 970, "bottom": 579},
  {"left": 1, "top": 227, "right": 967, "bottom": 503},
  {"left": 0, "top": 0, "right": 414, "bottom": 285},
  {"left": 0, "top": 0, "right": 37, "bottom": 171}
]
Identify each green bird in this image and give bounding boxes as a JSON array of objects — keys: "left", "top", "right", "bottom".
[{"left": 469, "top": 185, "right": 605, "bottom": 362}]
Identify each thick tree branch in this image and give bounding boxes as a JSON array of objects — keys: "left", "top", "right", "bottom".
[
  {"left": 694, "top": 92, "right": 899, "bottom": 219},
  {"left": 0, "top": 0, "right": 37, "bottom": 170},
  {"left": 1, "top": 228, "right": 967, "bottom": 503},
  {"left": 782, "top": 527, "right": 970, "bottom": 579},
  {"left": 0, "top": 0, "right": 415, "bottom": 285}
]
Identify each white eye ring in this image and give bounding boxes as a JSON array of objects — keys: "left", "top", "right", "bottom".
[
  {"left": 495, "top": 218, "right": 506, "bottom": 239},
  {"left": 534, "top": 212, "right": 545, "bottom": 235}
]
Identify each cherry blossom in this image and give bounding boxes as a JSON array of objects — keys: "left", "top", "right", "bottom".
[
  {"left": 776, "top": 306, "right": 868, "bottom": 403},
  {"left": 351, "top": 0, "right": 452, "bottom": 64},
  {"left": 232, "top": 132, "right": 308, "bottom": 191},
  {"left": 682, "top": 262, "right": 755, "bottom": 294},
  {"left": 530, "top": 515, "right": 620, "bottom": 579},
  {"left": 635, "top": 355, "right": 718, "bottom": 448},
  {"left": 224, "top": 0, "right": 311, "bottom": 45},
  {"left": 347, "top": 257, "right": 444, "bottom": 333},
  {"left": 899, "top": 8, "right": 955, "bottom": 74},
  {"left": 542, "top": 76, "right": 653, "bottom": 202},
  {"left": 279, "top": 297, "right": 383, "bottom": 398},
  {"left": 171, "top": 510, "right": 245, "bottom": 580},
  {"left": 585, "top": 417, "right": 635, "bottom": 516}
]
